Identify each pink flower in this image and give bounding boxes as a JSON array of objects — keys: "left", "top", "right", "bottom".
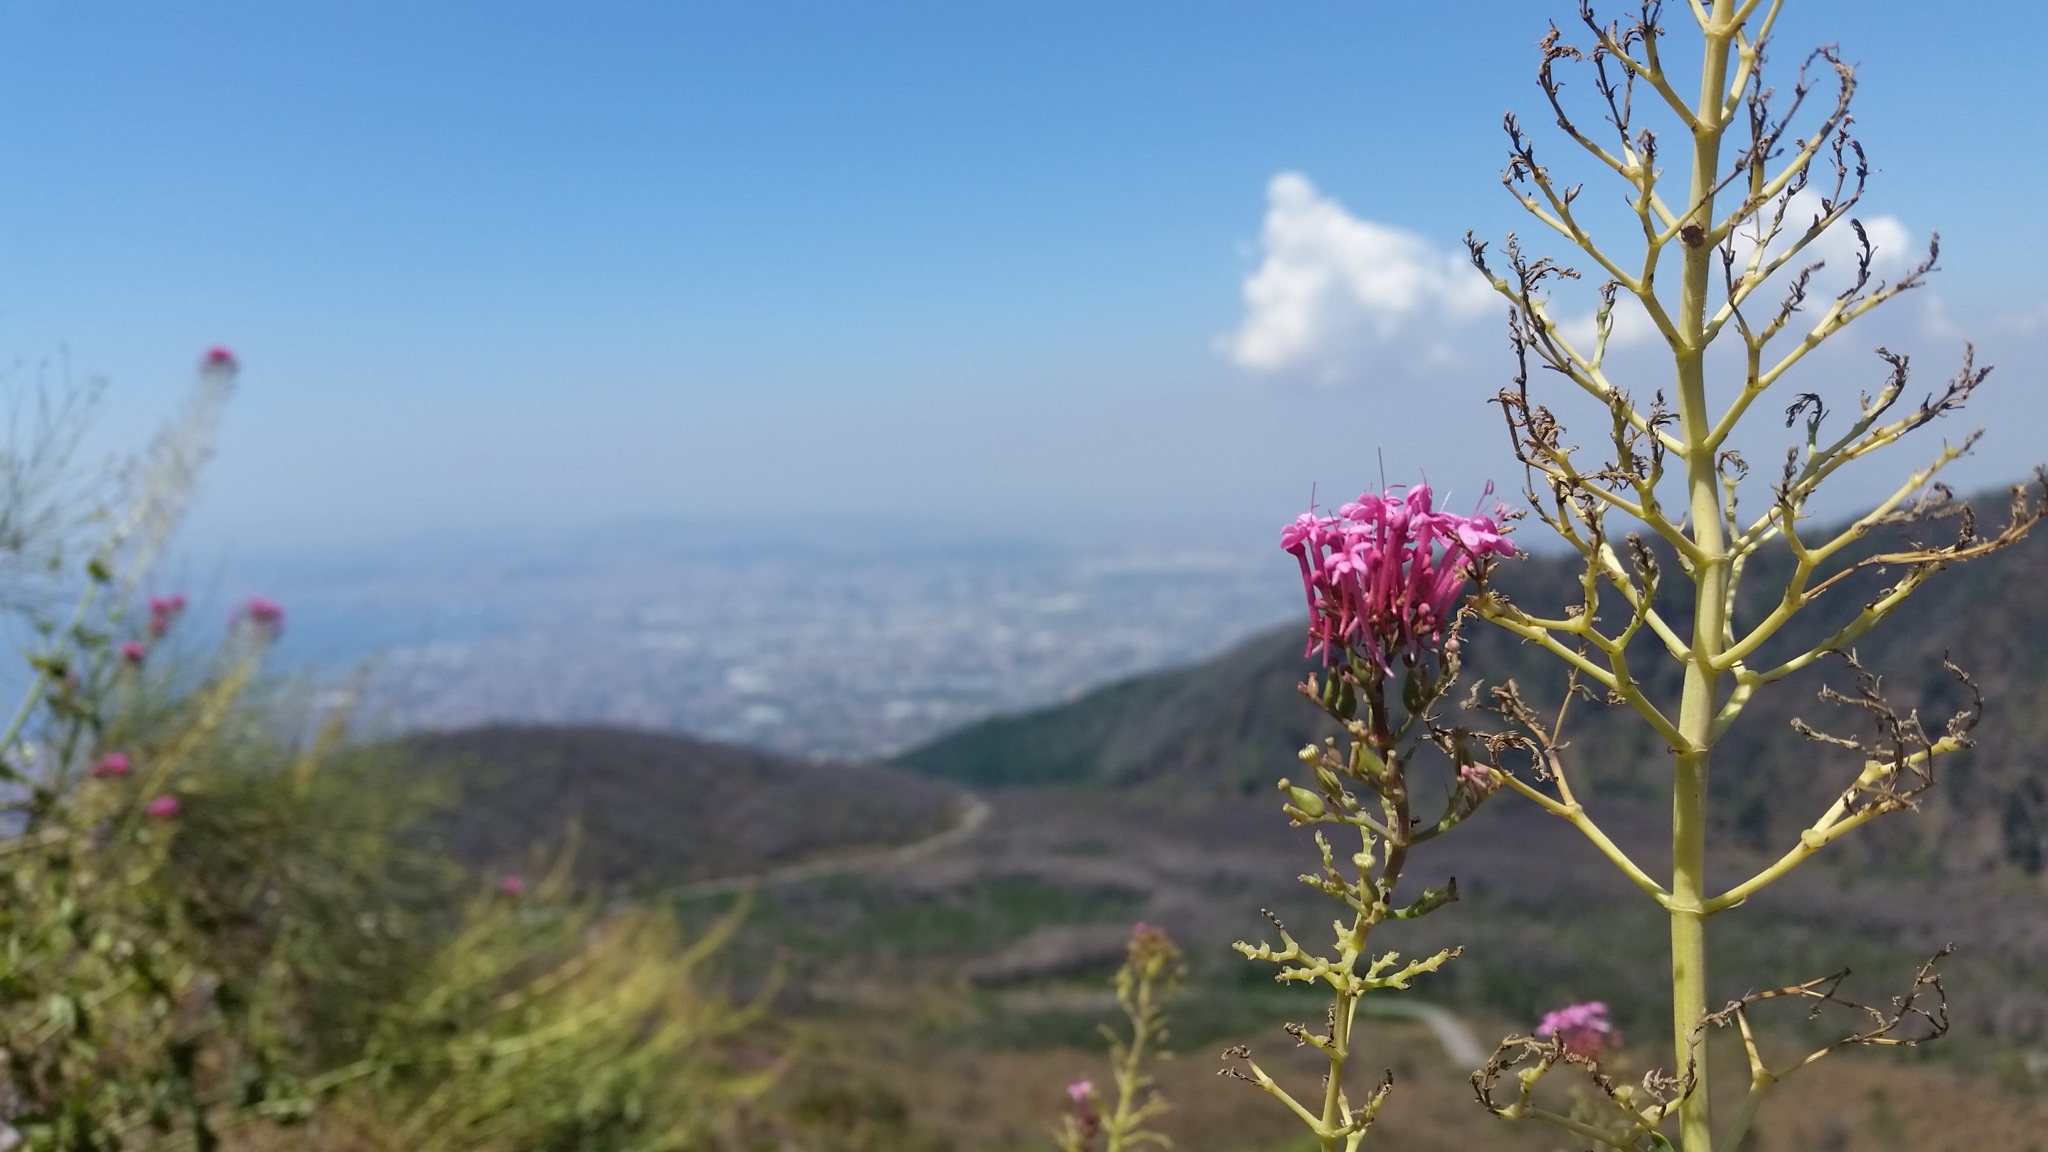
[
  {"left": 499, "top": 874, "right": 527, "bottom": 897},
  {"left": 1458, "top": 763, "right": 1500, "bottom": 802},
  {"left": 119, "top": 640, "right": 146, "bottom": 665},
  {"left": 1066, "top": 1079, "right": 1094, "bottom": 1104},
  {"left": 146, "top": 795, "right": 181, "bottom": 820},
  {"left": 1126, "top": 921, "right": 1181, "bottom": 971},
  {"left": 1282, "top": 482, "right": 1515, "bottom": 669},
  {"left": 201, "top": 346, "right": 238, "bottom": 372},
  {"left": 91, "top": 752, "right": 131, "bottom": 778},
  {"left": 1536, "top": 1000, "right": 1616, "bottom": 1058},
  {"left": 236, "top": 597, "right": 285, "bottom": 635},
  {"left": 148, "top": 594, "right": 188, "bottom": 637}
]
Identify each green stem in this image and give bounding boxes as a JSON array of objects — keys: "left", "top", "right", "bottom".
[
  {"left": 1672, "top": 8, "right": 1739, "bottom": 1152},
  {"left": 1106, "top": 982, "right": 1152, "bottom": 1152},
  {"left": 1716, "top": 1073, "right": 1774, "bottom": 1152},
  {"left": 1320, "top": 990, "right": 1351, "bottom": 1151}
]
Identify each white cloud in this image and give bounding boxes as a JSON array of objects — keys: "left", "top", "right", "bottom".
[
  {"left": 1222, "top": 174, "right": 1922, "bottom": 383},
  {"left": 1223, "top": 172, "right": 1493, "bottom": 382}
]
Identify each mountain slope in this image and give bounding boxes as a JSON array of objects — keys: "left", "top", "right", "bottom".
[
  {"left": 895, "top": 628, "right": 1327, "bottom": 793},
  {"left": 405, "top": 724, "right": 965, "bottom": 889}
]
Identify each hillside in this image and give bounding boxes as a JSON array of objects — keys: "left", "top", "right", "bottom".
[
  {"left": 901, "top": 484, "right": 2048, "bottom": 875},
  {"left": 403, "top": 723, "right": 967, "bottom": 889}
]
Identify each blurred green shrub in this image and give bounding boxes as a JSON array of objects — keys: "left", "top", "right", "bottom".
[{"left": 0, "top": 357, "right": 771, "bottom": 1150}]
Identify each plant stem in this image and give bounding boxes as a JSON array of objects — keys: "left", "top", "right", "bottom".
[
  {"left": 1320, "top": 989, "right": 1351, "bottom": 1151},
  {"left": 1672, "top": 8, "right": 1739, "bottom": 1152},
  {"left": 1107, "top": 976, "right": 1154, "bottom": 1152}
]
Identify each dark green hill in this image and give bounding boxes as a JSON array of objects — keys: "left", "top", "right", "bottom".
[
  {"left": 891, "top": 629, "right": 1325, "bottom": 793},
  {"left": 900, "top": 485, "right": 2048, "bottom": 875},
  {"left": 404, "top": 724, "right": 965, "bottom": 890}
]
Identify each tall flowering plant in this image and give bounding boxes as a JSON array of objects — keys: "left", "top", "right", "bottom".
[
  {"left": 1054, "top": 923, "right": 1186, "bottom": 1152},
  {"left": 1252, "top": 3, "right": 2042, "bottom": 1152},
  {"left": 1223, "top": 483, "right": 1513, "bottom": 1151}
]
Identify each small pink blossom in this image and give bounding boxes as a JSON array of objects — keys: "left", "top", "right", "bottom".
[
  {"left": 91, "top": 752, "right": 131, "bottom": 778},
  {"left": 236, "top": 597, "right": 285, "bottom": 635},
  {"left": 1282, "top": 482, "right": 1515, "bottom": 670},
  {"left": 1066, "top": 1079, "right": 1094, "bottom": 1104},
  {"left": 1126, "top": 921, "right": 1181, "bottom": 973},
  {"left": 1536, "top": 1000, "right": 1617, "bottom": 1059},
  {"left": 1458, "top": 763, "right": 1500, "bottom": 802},
  {"left": 148, "top": 594, "right": 188, "bottom": 637},
  {"left": 146, "top": 795, "right": 181, "bottom": 820},
  {"left": 119, "top": 640, "right": 146, "bottom": 665},
  {"left": 499, "top": 874, "right": 527, "bottom": 897}
]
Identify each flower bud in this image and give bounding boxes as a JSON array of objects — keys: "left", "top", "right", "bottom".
[
  {"left": 1458, "top": 763, "right": 1502, "bottom": 803},
  {"left": 1352, "top": 741, "right": 1386, "bottom": 779},
  {"left": 1284, "top": 783, "right": 1326, "bottom": 818},
  {"left": 1313, "top": 761, "right": 1343, "bottom": 796},
  {"left": 1402, "top": 669, "right": 1426, "bottom": 714}
]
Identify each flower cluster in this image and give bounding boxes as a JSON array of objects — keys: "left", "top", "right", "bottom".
[
  {"left": 1125, "top": 921, "right": 1180, "bottom": 977},
  {"left": 1535, "top": 1000, "right": 1616, "bottom": 1059},
  {"left": 1457, "top": 762, "right": 1502, "bottom": 804},
  {"left": 91, "top": 751, "right": 180, "bottom": 818},
  {"left": 1281, "top": 483, "right": 1514, "bottom": 668},
  {"left": 148, "top": 594, "right": 188, "bottom": 638},
  {"left": 235, "top": 596, "right": 285, "bottom": 637}
]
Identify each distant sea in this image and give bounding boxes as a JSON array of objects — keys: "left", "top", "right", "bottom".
[{"left": 203, "top": 518, "right": 1301, "bottom": 760}]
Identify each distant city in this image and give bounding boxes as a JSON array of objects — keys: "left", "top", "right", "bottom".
[{"left": 233, "top": 520, "right": 1301, "bottom": 761}]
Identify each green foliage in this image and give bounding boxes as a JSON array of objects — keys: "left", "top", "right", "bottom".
[
  {"left": 780, "top": 1078, "right": 950, "bottom": 1152},
  {"left": 0, "top": 365, "right": 772, "bottom": 1150},
  {"left": 318, "top": 871, "right": 766, "bottom": 1151}
]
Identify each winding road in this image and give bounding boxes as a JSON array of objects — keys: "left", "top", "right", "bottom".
[{"left": 672, "top": 791, "right": 1488, "bottom": 1067}]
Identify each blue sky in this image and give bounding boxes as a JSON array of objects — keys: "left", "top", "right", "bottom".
[{"left": 0, "top": 0, "right": 2040, "bottom": 557}]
